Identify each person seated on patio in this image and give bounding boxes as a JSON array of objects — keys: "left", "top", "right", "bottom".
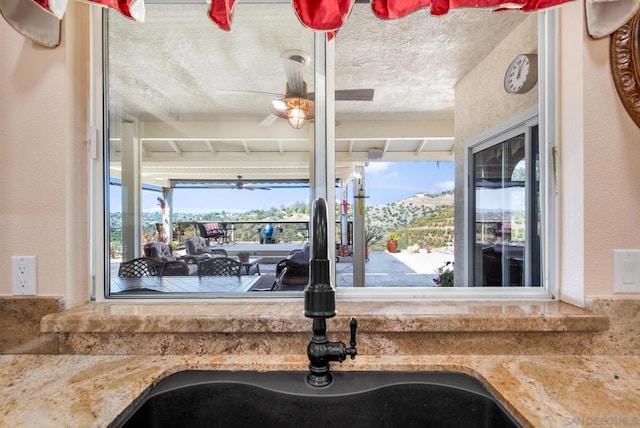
[
  {"left": 275, "top": 243, "right": 310, "bottom": 287},
  {"left": 144, "top": 241, "right": 197, "bottom": 276},
  {"left": 185, "top": 236, "right": 227, "bottom": 261}
]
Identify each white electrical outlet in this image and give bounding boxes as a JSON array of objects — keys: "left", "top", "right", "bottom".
[
  {"left": 613, "top": 250, "right": 640, "bottom": 293},
  {"left": 12, "top": 256, "right": 37, "bottom": 295}
]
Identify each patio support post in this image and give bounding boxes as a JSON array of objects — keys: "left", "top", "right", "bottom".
[
  {"left": 120, "top": 122, "right": 142, "bottom": 260},
  {"left": 312, "top": 32, "right": 336, "bottom": 275},
  {"left": 162, "top": 187, "right": 172, "bottom": 242},
  {"left": 352, "top": 164, "right": 365, "bottom": 287}
]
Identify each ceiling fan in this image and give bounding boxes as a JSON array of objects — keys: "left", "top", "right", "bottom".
[
  {"left": 244, "top": 50, "right": 375, "bottom": 129},
  {"left": 230, "top": 175, "right": 271, "bottom": 191}
]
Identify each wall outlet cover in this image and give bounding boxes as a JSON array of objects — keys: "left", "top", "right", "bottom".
[
  {"left": 613, "top": 250, "right": 640, "bottom": 294},
  {"left": 12, "top": 256, "right": 37, "bottom": 295}
]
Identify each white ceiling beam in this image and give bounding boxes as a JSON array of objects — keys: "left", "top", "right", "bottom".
[
  {"left": 415, "top": 139, "right": 427, "bottom": 154},
  {"left": 205, "top": 140, "right": 216, "bottom": 153},
  {"left": 141, "top": 120, "right": 313, "bottom": 140},
  {"left": 111, "top": 149, "right": 452, "bottom": 166},
  {"left": 139, "top": 118, "right": 452, "bottom": 141},
  {"left": 241, "top": 140, "right": 250, "bottom": 154},
  {"left": 382, "top": 139, "right": 391, "bottom": 153},
  {"left": 168, "top": 140, "right": 183, "bottom": 156},
  {"left": 348, "top": 139, "right": 354, "bottom": 153}
]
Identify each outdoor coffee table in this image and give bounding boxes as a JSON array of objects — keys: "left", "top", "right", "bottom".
[{"left": 239, "top": 257, "right": 261, "bottom": 275}]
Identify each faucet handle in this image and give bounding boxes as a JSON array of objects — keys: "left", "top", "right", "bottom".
[
  {"left": 349, "top": 317, "right": 357, "bottom": 347},
  {"left": 347, "top": 317, "right": 358, "bottom": 359}
]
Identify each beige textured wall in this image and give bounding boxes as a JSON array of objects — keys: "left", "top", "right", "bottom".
[
  {"left": 0, "top": 4, "right": 90, "bottom": 305},
  {"left": 453, "top": 15, "right": 538, "bottom": 285},
  {"left": 1, "top": 4, "right": 638, "bottom": 305},
  {"left": 582, "top": 23, "right": 640, "bottom": 298}
]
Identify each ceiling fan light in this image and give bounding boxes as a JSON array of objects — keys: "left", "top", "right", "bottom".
[
  {"left": 271, "top": 96, "right": 314, "bottom": 129},
  {"left": 287, "top": 104, "right": 308, "bottom": 129}
]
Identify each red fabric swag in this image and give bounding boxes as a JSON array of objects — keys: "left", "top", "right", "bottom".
[
  {"left": 208, "top": 0, "right": 237, "bottom": 31},
  {"left": 192, "top": 0, "right": 576, "bottom": 32},
  {"left": 292, "top": 0, "right": 353, "bottom": 31},
  {"left": 372, "top": 0, "right": 574, "bottom": 19}
]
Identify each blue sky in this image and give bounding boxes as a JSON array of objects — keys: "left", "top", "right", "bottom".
[{"left": 111, "top": 161, "right": 455, "bottom": 213}]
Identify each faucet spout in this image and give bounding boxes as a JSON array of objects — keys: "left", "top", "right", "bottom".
[
  {"left": 304, "top": 198, "right": 335, "bottom": 318},
  {"left": 304, "top": 198, "right": 357, "bottom": 387}
]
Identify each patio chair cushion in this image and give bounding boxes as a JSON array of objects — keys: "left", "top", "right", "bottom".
[
  {"left": 275, "top": 244, "right": 310, "bottom": 286},
  {"left": 185, "top": 236, "right": 213, "bottom": 257},
  {"left": 144, "top": 242, "right": 177, "bottom": 261},
  {"left": 198, "top": 222, "right": 224, "bottom": 239}
]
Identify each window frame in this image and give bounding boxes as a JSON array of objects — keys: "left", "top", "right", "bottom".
[
  {"left": 89, "top": 6, "right": 559, "bottom": 301},
  {"left": 466, "top": 112, "right": 541, "bottom": 288}
]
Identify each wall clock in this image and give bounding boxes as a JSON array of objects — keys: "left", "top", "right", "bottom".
[
  {"left": 610, "top": 12, "right": 640, "bottom": 129},
  {"left": 504, "top": 54, "right": 538, "bottom": 94}
]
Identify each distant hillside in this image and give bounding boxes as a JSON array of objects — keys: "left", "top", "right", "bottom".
[
  {"left": 366, "top": 191, "right": 454, "bottom": 249},
  {"left": 110, "top": 193, "right": 454, "bottom": 253}
]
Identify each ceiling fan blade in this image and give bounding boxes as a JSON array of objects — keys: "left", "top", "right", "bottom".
[
  {"left": 244, "top": 185, "right": 272, "bottom": 191},
  {"left": 259, "top": 113, "right": 279, "bottom": 128},
  {"left": 206, "top": 184, "right": 236, "bottom": 189},
  {"left": 281, "top": 56, "right": 305, "bottom": 95},
  {"left": 216, "top": 89, "right": 283, "bottom": 98},
  {"left": 336, "top": 88, "right": 374, "bottom": 101},
  {"left": 306, "top": 89, "right": 374, "bottom": 102}
]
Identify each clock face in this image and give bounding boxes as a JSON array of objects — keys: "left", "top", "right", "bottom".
[{"left": 504, "top": 54, "right": 537, "bottom": 94}]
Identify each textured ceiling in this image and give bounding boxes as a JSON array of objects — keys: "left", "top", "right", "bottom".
[
  {"left": 107, "top": 3, "right": 530, "bottom": 184},
  {"left": 109, "top": 3, "right": 528, "bottom": 123}
]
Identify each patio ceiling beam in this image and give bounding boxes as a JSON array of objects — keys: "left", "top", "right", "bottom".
[
  {"left": 168, "top": 140, "right": 183, "bottom": 156},
  {"left": 382, "top": 139, "right": 391, "bottom": 153},
  {"left": 140, "top": 119, "right": 452, "bottom": 141}
]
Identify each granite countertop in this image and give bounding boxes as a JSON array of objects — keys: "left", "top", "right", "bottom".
[
  {"left": 2, "top": 300, "right": 635, "bottom": 427},
  {"left": 41, "top": 300, "right": 609, "bottom": 333},
  {"left": 1, "top": 353, "right": 639, "bottom": 427}
]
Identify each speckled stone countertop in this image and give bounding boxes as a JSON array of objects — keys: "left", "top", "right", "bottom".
[
  {"left": 1, "top": 354, "right": 639, "bottom": 427},
  {"left": 41, "top": 300, "right": 609, "bottom": 333},
  {"left": 1, "top": 300, "right": 634, "bottom": 427}
]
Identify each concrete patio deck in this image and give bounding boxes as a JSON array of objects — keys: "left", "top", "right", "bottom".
[{"left": 109, "top": 242, "right": 454, "bottom": 293}]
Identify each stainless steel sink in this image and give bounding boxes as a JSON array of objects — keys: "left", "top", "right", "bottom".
[{"left": 112, "top": 371, "right": 522, "bottom": 428}]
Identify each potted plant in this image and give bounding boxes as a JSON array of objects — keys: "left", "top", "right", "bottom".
[
  {"left": 433, "top": 261, "right": 454, "bottom": 287},
  {"left": 365, "top": 225, "right": 383, "bottom": 262},
  {"left": 237, "top": 251, "right": 251, "bottom": 262},
  {"left": 386, "top": 232, "right": 399, "bottom": 253}
]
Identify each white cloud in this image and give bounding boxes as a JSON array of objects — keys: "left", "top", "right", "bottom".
[{"left": 436, "top": 180, "right": 455, "bottom": 191}]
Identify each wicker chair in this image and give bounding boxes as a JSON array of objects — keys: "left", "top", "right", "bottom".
[
  {"left": 197, "top": 257, "right": 242, "bottom": 277},
  {"left": 118, "top": 257, "right": 163, "bottom": 277}
]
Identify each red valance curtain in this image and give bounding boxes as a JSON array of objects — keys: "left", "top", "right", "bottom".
[
  {"left": 2, "top": 0, "right": 576, "bottom": 48},
  {"left": 213, "top": 0, "right": 575, "bottom": 32}
]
